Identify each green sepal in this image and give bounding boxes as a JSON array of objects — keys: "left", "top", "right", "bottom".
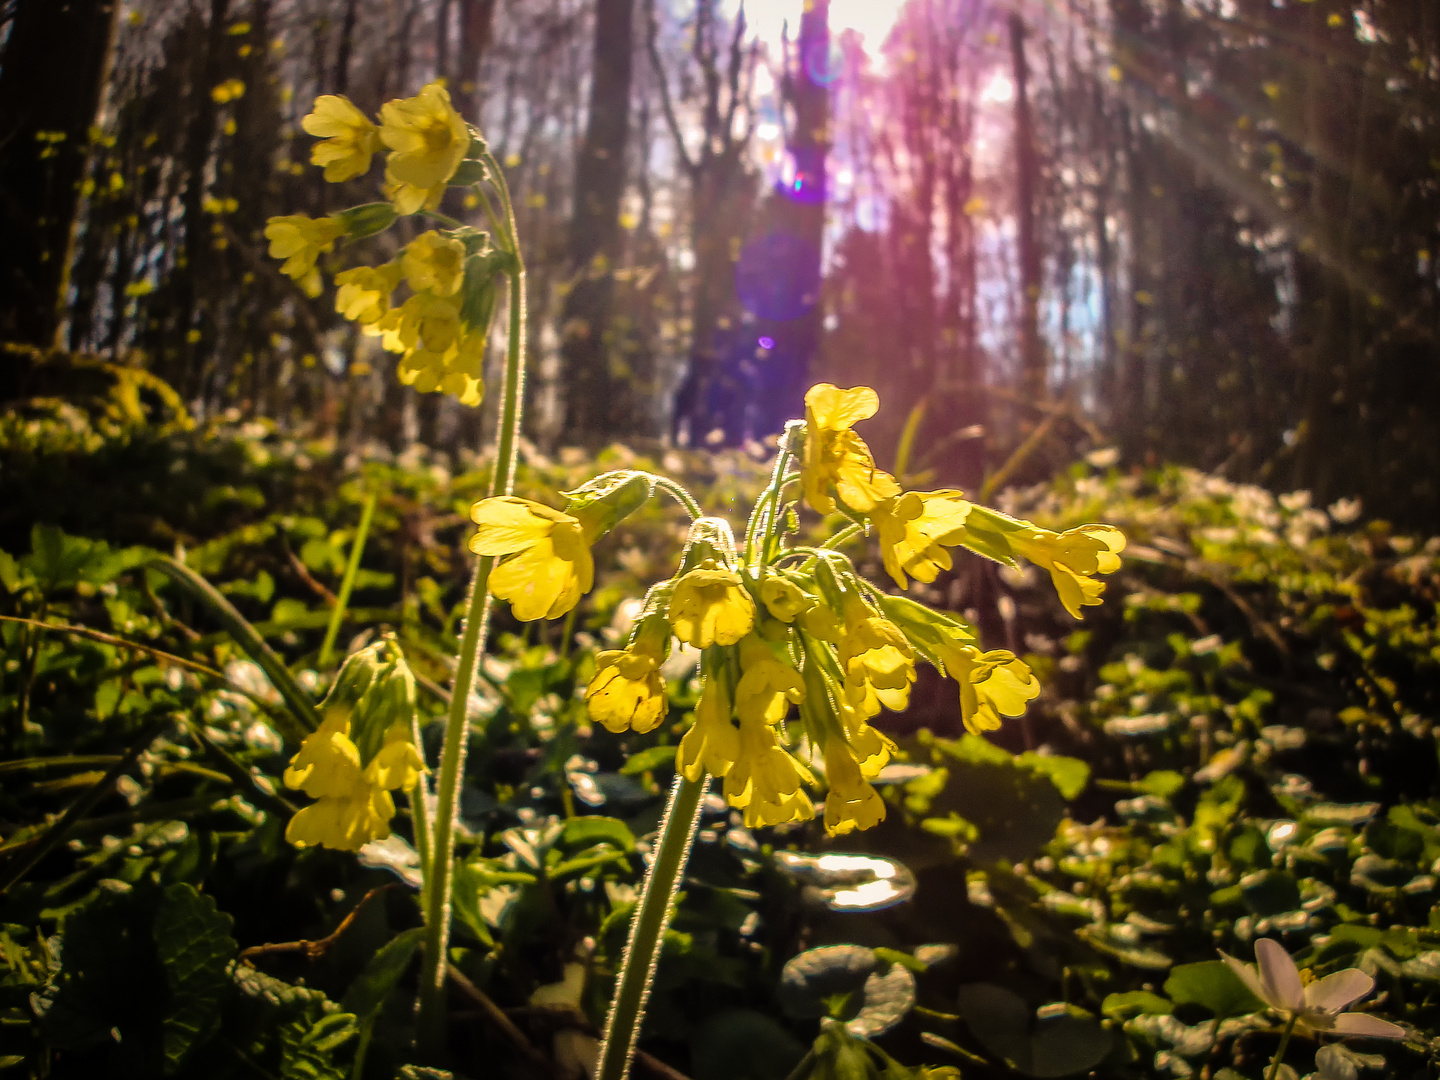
[
  {"left": 335, "top": 202, "right": 398, "bottom": 240},
  {"left": 448, "top": 158, "right": 489, "bottom": 187},
  {"left": 564, "top": 470, "right": 655, "bottom": 543}
]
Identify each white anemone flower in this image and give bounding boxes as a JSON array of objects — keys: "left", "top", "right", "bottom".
[{"left": 1220, "top": 939, "right": 1404, "bottom": 1040}]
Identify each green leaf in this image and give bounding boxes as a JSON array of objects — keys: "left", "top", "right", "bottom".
[
  {"left": 561, "top": 815, "right": 635, "bottom": 852},
  {"left": 957, "top": 985, "right": 1112, "bottom": 1077},
  {"left": 690, "top": 1008, "right": 807, "bottom": 1080},
  {"left": 1137, "top": 770, "right": 1186, "bottom": 799},
  {"left": 619, "top": 744, "right": 679, "bottom": 775},
  {"left": 1100, "top": 991, "right": 1173, "bottom": 1020},
  {"left": 153, "top": 883, "right": 237, "bottom": 1073},
  {"left": 1016, "top": 752, "right": 1090, "bottom": 800},
  {"left": 1163, "top": 961, "right": 1264, "bottom": 1019},
  {"left": 1239, "top": 870, "right": 1302, "bottom": 916},
  {"left": 340, "top": 926, "right": 425, "bottom": 1019},
  {"left": 777, "top": 945, "right": 917, "bottom": 1038}
]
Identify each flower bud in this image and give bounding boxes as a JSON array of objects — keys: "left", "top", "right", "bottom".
[{"left": 335, "top": 201, "right": 399, "bottom": 240}]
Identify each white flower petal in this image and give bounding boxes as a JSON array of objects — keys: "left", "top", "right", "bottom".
[
  {"left": 1255, "top": 938, "right": 1305, "bottom": 1012},
  {"left": 1330, "top": 1012, "right": 1406, "bottom": 1040},
  {"left": 1304, "top": 968, "right": 1373, "bottom": 1014},
  {"left": 1311, "top": 1044, "right": 1358, "bottom": 1080},
  {"left": 1220, "top": 949, "right": 1273, "bottom": 1009}
]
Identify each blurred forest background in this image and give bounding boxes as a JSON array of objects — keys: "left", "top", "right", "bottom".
[{"left": 1, "top": 0, "right": 1437, "bottom": 525}]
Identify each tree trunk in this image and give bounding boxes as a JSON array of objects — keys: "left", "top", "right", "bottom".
[
  {"left": 1009, "top": 10, "right": 1044, "bottom": 403},
  {"left": 559, "top": 0, "right": 636, "bottom": 443},
  {"left": 0, "top": 0, "right": 121, "bottom": 349},
  {"left": 453, "top": 0, "right": 498, "bottom": 123}
]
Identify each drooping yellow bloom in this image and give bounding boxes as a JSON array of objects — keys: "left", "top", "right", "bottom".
[
  {"left": 264, "top": 213, "right": 346, "bottom": 297},
  {"left": 724, "top": 717, "right": 815, "bottom": 828},
  {"left": 401, "top": 230, "right": 467, "bottom": 297},
  {"left": 667, "top": 560, "right": 755, "bottom": 649},
  {"left": 933, "top": 641, "right": 1040, "bottom": 735},
  {"left": 822, "top": 736, "right": 886, "bottom": 835},
  {"left": 735, "top": 634, "right": 805, "bottom": 725},
  {"left": 283, "top": 716, "right": 424, "bottom": 852},
  {"left": 1008, "top": 524, "right": 1126, "bottom": 620},
  {"left": 379, "top": 82, "right": 470, "bottom": 214},
  {"left": 836, "top": 698, "right": 897, "bottom": 779},
  {"left": 469, "top": 497, "right": 594, "bottom": 621},
  {"left": 837, "top": 598, "right": 916, "bottom": 717},
  {"left": 802, "top": 383, "right": 900, "bottom": 515},
  {"left": 872, "top": 489, "right": 973, "bottom": 589},
  {"left": 302, "top": 94, "right": 381, "bottom": 182},
  {"left": 677, "top": 677, "right": 741, "bottom": 781},
  {"left": 758, "top": 575, "right": 813, "bottom": 623},
  {"left": 394, "top": 324, "right": 486, "bottom": 407},
  {"left": 334, "top": 262, "right": 402, "bottom": 326},
  {"left": 587, "top": 623, "right": 670, "bottom": 734}
]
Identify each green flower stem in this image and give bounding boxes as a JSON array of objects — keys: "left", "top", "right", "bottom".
[
  {"left": 319, "top": 489, "right": 377, "bottom": 669},
  {"left": 745, "top": 444, "right": 793, "bottom": 565},
  {"left": 653, "top": 477, "right": 702, "bottom": 521},
  {"left": 822, "top": 523, "right": 863, "bottom": 550},
  {"left": 416, "top": 163, "right": 528, "bottom": 1056},
  {"left": 1265, "top": 1013, "right": 1298, "bottom": 1080},
  {"left": 596, "top": 772, "right": 707, "bottom": 1080}
]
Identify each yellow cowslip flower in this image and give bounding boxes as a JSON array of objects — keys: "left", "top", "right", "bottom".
[
  {"left": 264, "top": 213, "right": 346, "bottom": 297},
  {"left": 933, "top": 641, "right": 1040, "bottom": 735},
  {"left": 363, "top": 722, "right": 426, "bottom": 789},
  {"left": 871, "top": 489, "right": 973, "bottom": 589},
  {"left": 587, "top": 622, "right": 670, "bottom": 734},
  {"left": 334, "top": 262, "right": 402, "bottom": 326},
  {"left": 837, "top": 598, "right": 915, "bottom": 717},
  {"left": 283, "top": 717, "right": 424, "bottom": 852},
  {"left": 395, "top": 325, "right": 486, "bottom": 407},
  {"left": 302, "top": 94, "right": 381, "bottom": 182},
  {"left": 401, "top": 230, "right": 467, "bottom": 297},
  {"left": 735, "top": 634, "right": 804, "bottom": 725},
  {"left": 802, "top": 383, "right": 900, "bottom": 515},
  {"left": 1008, "top": 524, "right": 1126, "bottom": 620},
  {"left": 799, "top": 602, "right": 842, "bottom": 642},
  {"left": 758, "top": 575, "right": 813, "bottom": 623},
  {"left": 725, "top": 717, "right": 815, "bottom": 828},
  {"left": 469, "top": 497, "right": 594, "bottom": 621},
  {"left": 677, "top": 677, "right": 741, "bottom": 781},
  {"left": 667, "top": 559, "right": 755, "bottom": 649},
  {"left": 379, "top": 82, "right": 470, "bottom": 213},
  {"left": 836, "top": 698, "right": 897, "bottom": 779},
  {"left": 286, "top": 786, "right": 395, "bottom": 851},
  {"left": 282, "top": 713, "right": 362, "bottom": 797},
  {"left": 822, "top": 736, "right": 886, "bottom": 835}
]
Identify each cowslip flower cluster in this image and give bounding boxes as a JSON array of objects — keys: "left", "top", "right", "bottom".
[
  {"left": 283, "top": 640, "right": 426, "bottom": 851},
  {"left": 466, "top": 385, "right": 1125, "bottom": 836},
  {"left": 265, "top": 82, "right": 508, "bottom": 407}
]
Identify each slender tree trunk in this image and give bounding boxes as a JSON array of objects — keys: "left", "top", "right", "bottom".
[
  {"left": 1009, "top": 10, "right": 1044, "bottom": 403},
  {"left": 559, "top": 0, "right": 637, "bottom": 443},
  {"left": 454, "top": 0, "right": 498, "bottom": 123},
  {"left": 334, "top": 0, "right": 359, "bottom": 96},
  {"left": 0, "top": 0, "right": 121, "bottom": 350}
]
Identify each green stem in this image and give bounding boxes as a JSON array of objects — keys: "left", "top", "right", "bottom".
[
  {"left": 822, "top": 524, "right": 863, "bottom": 550},
  {"left": 745, "top": 445, "right": 792, "bottom": 565},
  {"left": 319, "top": 490, "right": 377, "bottom": 669},
  {"left": 596, "top": 773, "right": 706, "bottom": 1080},
  {"left": 1265, "top": 1014, "right": 1298, "bottom": 1080},
  {"left": 416, "top": 167, "right": 528, "bottom": 1057},
  {"left": 653, "top": 477, "right": 702, "bottom": 521}
]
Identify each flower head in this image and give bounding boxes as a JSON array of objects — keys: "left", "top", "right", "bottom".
[
  {"left": 1220, "top": 939, "right": 1404, "bottom": 1040},
  {"left": 587, "top": 620, "right": 671, "bottom": 734},
  {"left": 402, "top": 230, "right": 467, "bottom": 297},
  {"left": 285, "top": 786, "right": 395, "bottom": 851},
  {"left": 302, "top": 94, "right": 381, "bottom": 182},
  {"left": 470, "top": 497, "right": 594, "bottom": 621},
  {"left": 724, "top": 716, "right": 814, "bottom": 828},
  {"left": 379, "top": 82, "right": 470, "bottom": 213},
  {"left": 837, "top": 598, "right": 916, "bottom": 717},
  {"left": 1008, "top": 524, "right": 1126, "bottom": 620},
  {"left": 283, "top": 713, "right": 362, "bottom": 798},
  {"left": 735, "top": 635, "right": 805, "bottom": 727},
  {"left": 758, "top": 575, "right": 813, "bottom": 623},
  {"left": 802, "top": 384, "right": 900, "bottom": 515},
  {"left": 667, "top": 560, "right": 756, "bottom": 649},
  {"left": 872, "top": 490, "right": 973, "bottom": 589},
  {"left": 822, "top": 736, "right": 886, "bottom": 836},
  {"left": 677, "top": 677, "right": 741, "bottom": 781},
  {"left": 363, "top": 721, "right": 425, "bottom": 790},
  {"left": 933, "top": 641, "right": 1039, "bottom": 735},
  {"left": 264, "top": 213, "right": 346, "bottom": 297},
  {"left": 334, "top": 262, "right": 402, "bottom": 326}
]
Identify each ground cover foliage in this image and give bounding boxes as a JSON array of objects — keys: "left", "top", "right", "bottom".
[{"left": 3, "top": 377, "right": 1440, "bottom": 1079}]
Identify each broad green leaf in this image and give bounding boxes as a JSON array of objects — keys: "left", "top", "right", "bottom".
[
  {"left": 340, "top": 926, "right": 425, "bottom": 1019},
  {"left": 619, "top": 744, "right": 680, "bottom": 775},
  {"left": 561, "top": 815, "right": 635, "bottom": 852},
  {"left": 1163, "top": 961, "right": 1264, "bottom": 1018},
  {"left": 153, "top": 882, "right": 237, "bottom": 1073},
  {"left": 1101, "top": 991, "right": 1173, "bottom": 1020}
]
